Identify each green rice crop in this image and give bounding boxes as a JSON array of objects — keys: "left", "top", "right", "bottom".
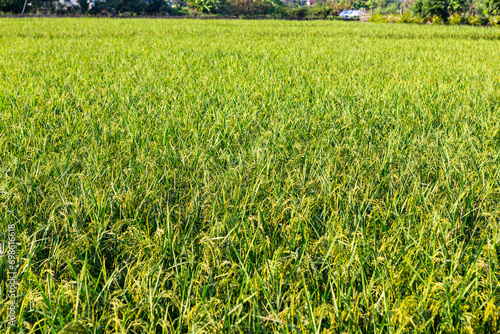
[{"left": 1, "top": 18, "right": 500, "bottom": 333}]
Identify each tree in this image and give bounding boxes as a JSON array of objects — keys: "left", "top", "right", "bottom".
[
  {"left": 0, "top": 0, "right": 24, "bottom": 13},
  {"left": 227, "top": 0, "right": 273, "bottom": 16},
  {"left": 146, "top": 0, "right": 169, "bottom": 14},
  {"left": 485, "top": 0, "right": 500, "bottom": 14},
  {"left": 411, "top": 0, "right": 424, "bottom": 14},
  {"left": 308, "top": 1, "right": 341, "bottom": 17},
  {"left": 448, "top": 0, "right": 466, "bottom": 13},
  {"left": 79, "top": 0, "right": 89, "bottom": 13},
  {"left": 352, "top": 0, "right": 377, "bottom": 9},
  {"left": 188, "top": 0, "right": 222, "bottom": 13},
  {"left": 121, "top": 0, "right": 147, "bottom": 14},
  {"left": 412, "top": 0, "right": 449, "bottom": 18}
]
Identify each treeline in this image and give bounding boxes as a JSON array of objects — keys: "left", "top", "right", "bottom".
[
  {"left": 1, "top": 0, "right": 498, "bottom": 22},
  {"left": 368, "top": 0, "right": 500, "bottom": 25},
  {"left": 0, "top": 0, "right": 354, "bottom": 17},
  {"left": 0, "top": 0, "right": 398, "bottom": 17},
  {"left": 358, "top": 0, "right": 499, "bottom": 25},
  {"left": 409, "top": 0, "right": 499, "bottom": 21}
]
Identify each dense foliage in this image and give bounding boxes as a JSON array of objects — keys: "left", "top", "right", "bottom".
[
  {"left": 411, "top": 0, "right": 449, "bottom": 19},
  {"left": 409, "top": 0, "right": 499, "bottom": 20},
  {"left": 1, "top": 18, "right": 500, "bottom": 333},
  {"left": 486, "top": 0, "right": 500, "bottom": 15},
  {"left": 0, "top": 0, "right": 390, "bottom": 17},
  {"left": 2, "top": 0, "right": 499, "bottom": 25}
]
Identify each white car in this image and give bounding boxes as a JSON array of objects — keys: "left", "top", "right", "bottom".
[{"left": 339, "top": 10, "right": 360, "bottom": 19}]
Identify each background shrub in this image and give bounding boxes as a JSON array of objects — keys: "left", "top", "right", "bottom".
[
  {"left": 0, "top": 0, "right": 28, "bottom": 13},
  {"left": 398, "top": 12, "right": 414, "bottom": 22},
  {"left": 428, "top": 14, "right": 444, "bottom": 24},
  {"left": 467, "top": 16, "right": 482, "bottom": 25},
  {"left": 448, "top": 12, "right": 461, "bottom": 24},
  {"left": 368, "top": 13, "right": 388, "bottom": 22}
]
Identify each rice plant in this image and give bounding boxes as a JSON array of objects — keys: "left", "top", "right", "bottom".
[{"left": 0, "top": 18, "right": 499, "bottom": 333}]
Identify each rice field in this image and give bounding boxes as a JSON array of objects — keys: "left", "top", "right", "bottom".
[{"left": 1, "top": 18, "right": 500, "bottom": 333}]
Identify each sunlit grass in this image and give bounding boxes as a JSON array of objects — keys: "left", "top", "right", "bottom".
[{"left": 0, "top": 18, "right": 500, "bottom": 333}]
